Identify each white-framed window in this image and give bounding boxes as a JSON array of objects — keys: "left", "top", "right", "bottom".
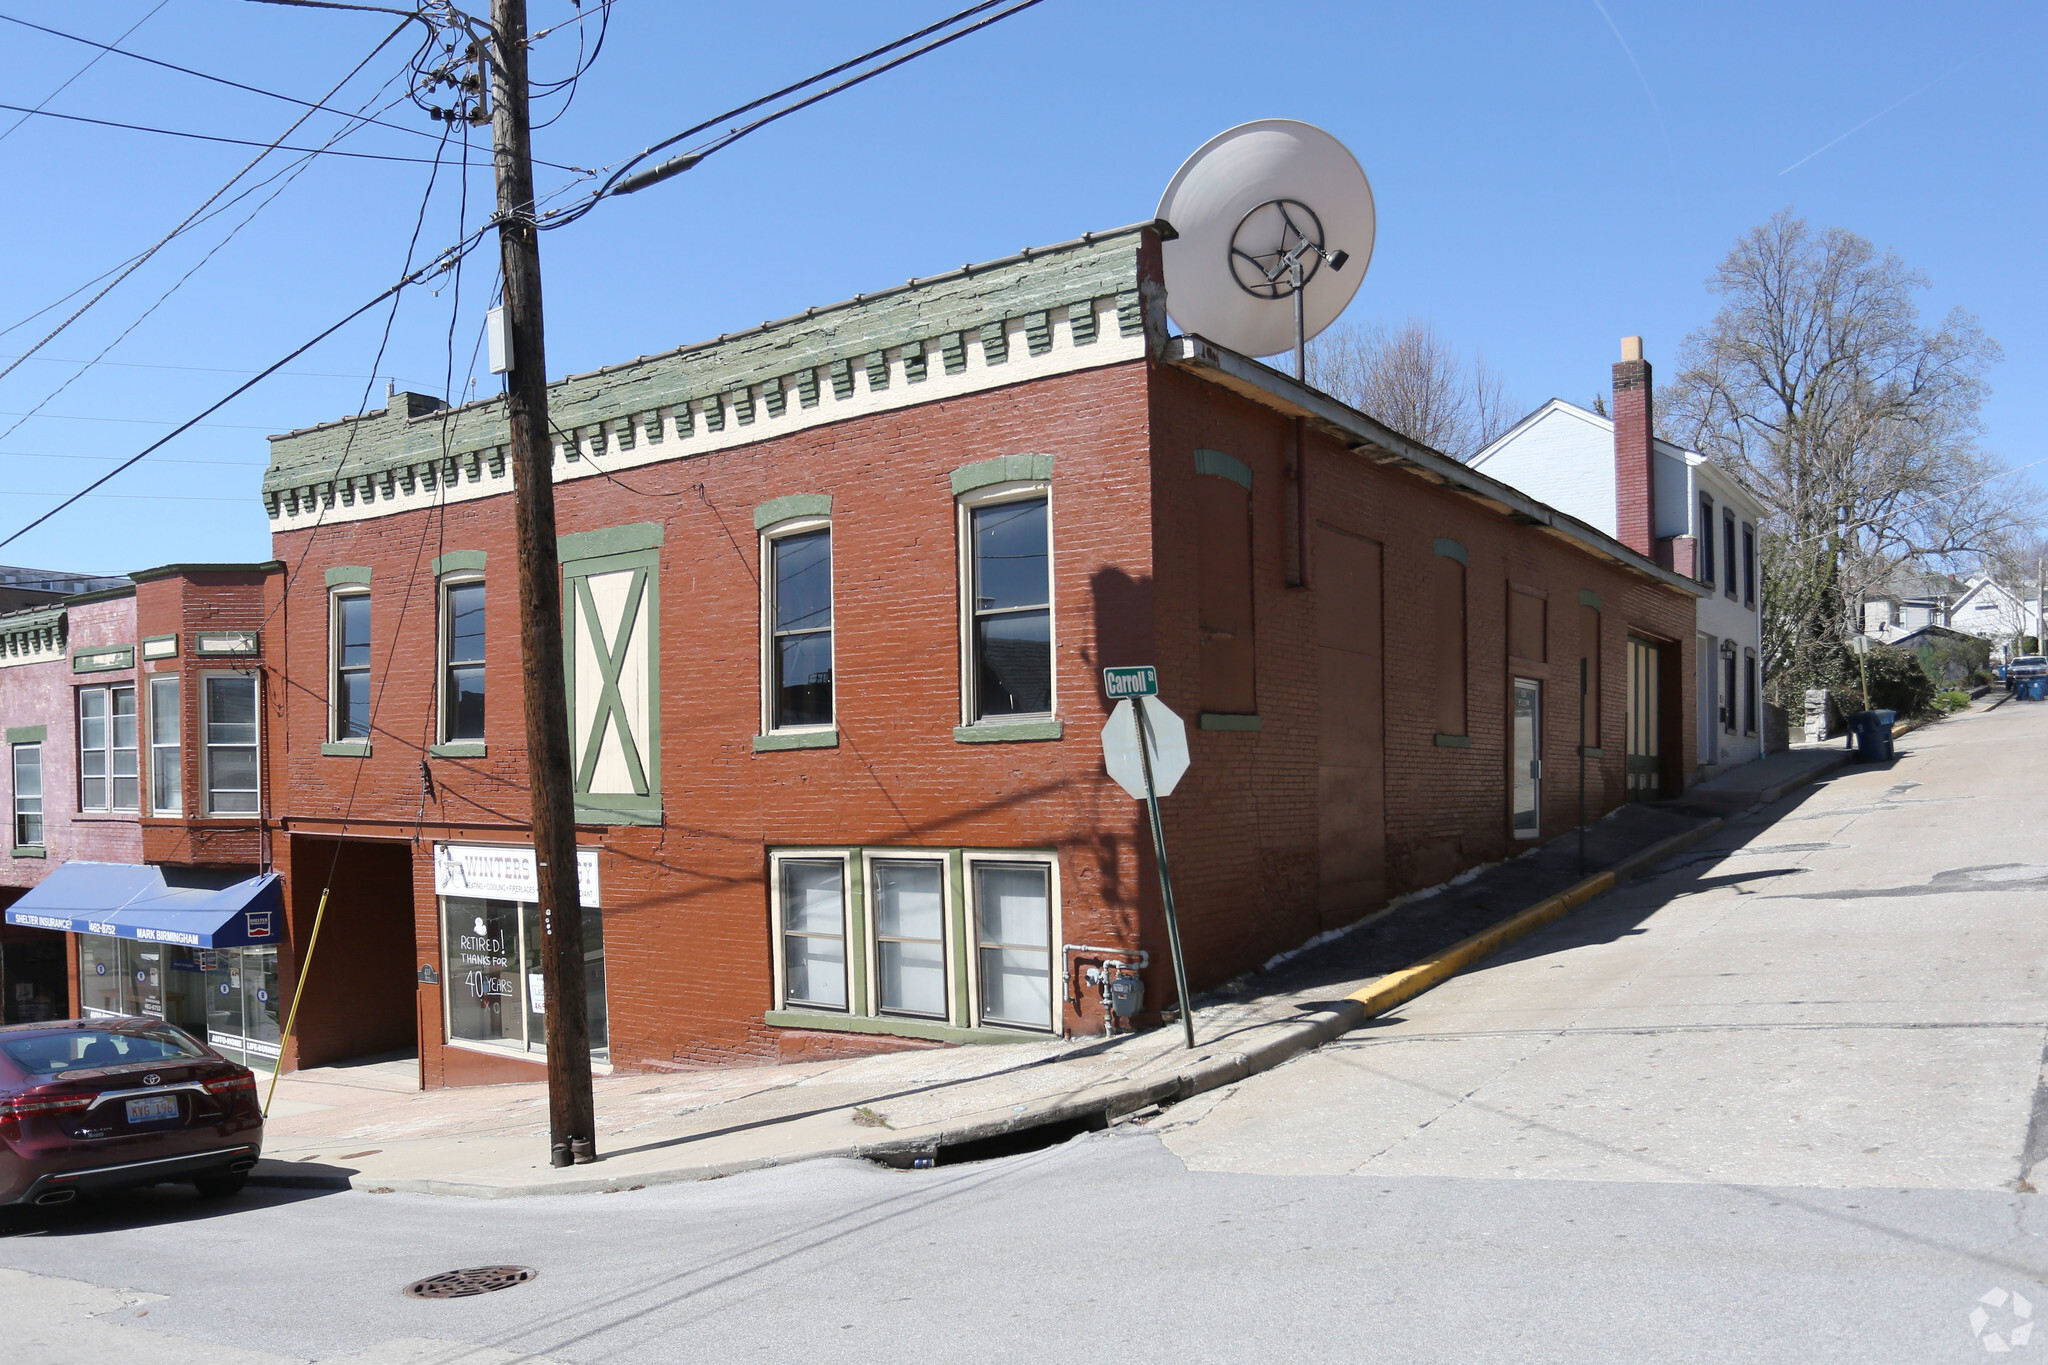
[
  {"left": 868, "top": 854, "right": 952, "bottom": 1020},
  {"left": 769, "top": 847, "right": 1057, "bottom": 1034},
  {"left": 1696, "top": 493, "right": 1716, "bottom": 586},
  {"left": 78, "top": 683, "right": 138, "bottom": 812},
  {"left": 148, "top": 675, "right": 181, "bottom": 814},
  {"left": 11, "top": 742, "right": 42, "bottom": 847},
  {"left": 760, "top": 520, "right": 833, "bottom": 732},
  {"left": 967, "top": 853, "right": 1057, "bottom": 1032},
  {"left": 331, "top": 589, "right": 371, "bottom": 741},
  {"left": 772, "top": 852, "right": 850, "bottom": 1012},
  {"left": 959, "top": 484, "right": 1054, "bottom": 723},
  {"left": 203, "top": 673, "right": 259, "bottom": 815},
  {"left": 441, "top": 577, "right": 486, "bottom": 742}
]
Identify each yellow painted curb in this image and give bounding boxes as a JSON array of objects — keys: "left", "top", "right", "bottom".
[{"left": 1345, "top": 868, "right": 1618, "bottom": 1018}]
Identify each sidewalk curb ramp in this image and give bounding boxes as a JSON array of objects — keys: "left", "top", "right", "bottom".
[{"left": 251, "top": 750, "right": 1856, "bottom": 1199}]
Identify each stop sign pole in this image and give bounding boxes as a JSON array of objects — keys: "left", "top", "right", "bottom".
[{"left": 1103, "top": 667, "right": 1196, "bottom": 1050}]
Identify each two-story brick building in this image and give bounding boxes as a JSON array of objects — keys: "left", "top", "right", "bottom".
[
  {"left": 221, "top": 220, "right": 1701, "bottom": 1086},
  {"left": 2, "top": 223, "right": 1702, "bottom": 1084}
]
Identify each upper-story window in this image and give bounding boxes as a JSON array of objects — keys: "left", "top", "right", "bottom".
[
  {"left": 1697, "top": 494, "right": 1716, "bottom": 586},
  {"left": 78, "top": 683, "right": 137, "bottom": 813},
  {"left": 764, "top": 524, "right": 833, "bottom": 731},
  {"left": 442, "top": 579, "right": 485, "bottom": 742},
  {"left": 1742, "top": 523, "right": 1757, "bottom": 609},
  {"left": 148, "top": 675, "right": 181, "bottom": 815},
  {"left": 331, "top": 591, "right": 371, "bottom": 741},
  {"left": 204, "top": 674, "right": 259, "bottom": 815},
  {"left": 963, "top": 490, "right": 1052, "bottom": 721},
  {"left": 1722, "top": 510, "right": 1738, "bottom": 601},
  {"left": 11, "top": 742, "right": 42, "bottom": 848}
]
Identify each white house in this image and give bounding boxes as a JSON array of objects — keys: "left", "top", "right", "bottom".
[
  {"left": 1947, "top": 576, "right": 2036, "bottom": 658},
  {"left": 1469, "top": 339, "right": 1767, "bottom": 777}
]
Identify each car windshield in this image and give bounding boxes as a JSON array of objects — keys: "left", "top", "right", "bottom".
[
  {"left": 0, "top": 1027, "right": 206, "bottom": 1077},
  {"left": 2020, "top": 658, "right": 2047, "bottom": 667}
]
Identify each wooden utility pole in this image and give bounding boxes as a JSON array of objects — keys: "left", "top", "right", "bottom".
[{"left": 488, "top": 0, "right": 595, "bottom": 1166}]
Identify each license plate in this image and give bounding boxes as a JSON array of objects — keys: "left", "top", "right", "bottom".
[{"left": 125, "top": 1095, "right": 179, "bottom": 1123}]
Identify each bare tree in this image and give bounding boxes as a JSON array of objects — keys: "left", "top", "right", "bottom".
[
  {"left": 1660, "top": 210, "right": 2035, "bottom": 698},
  {"left": 1307, "top": 318, "right": 1522, "bottom": 459}
]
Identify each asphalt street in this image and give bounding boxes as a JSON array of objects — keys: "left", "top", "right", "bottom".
[{"left": 5, "top": 698, "right": 2046, "bottom": 1364}]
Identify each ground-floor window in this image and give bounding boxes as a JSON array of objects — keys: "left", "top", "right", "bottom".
[
  {"left": 440, "top": 895, "right": 609, "bottom": 1062},
  {"left": 769, "top": 847, "right": 1058, "bottom": 1034},
  {"left": 76, "top": 935, "right": 279, "bottom": 1068}
]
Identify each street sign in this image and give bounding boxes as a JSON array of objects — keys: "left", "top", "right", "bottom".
[
  {"left": 1102, "top": 665, "right": 1158, "bottom": 699},
  {"left": 1850, "top": 635, "right": 1872, "bottom": 656},
  {"left": 1102, "top": 696, "right": 1189, "bottom": 799}
]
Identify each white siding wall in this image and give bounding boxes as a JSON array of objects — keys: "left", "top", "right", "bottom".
[{"left": 1466, "top": 404, "right": 1618, "bottom": 538}]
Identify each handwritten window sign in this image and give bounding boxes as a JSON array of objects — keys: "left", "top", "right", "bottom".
[
  {"left": 1102, "top": 665, "right": 1158, "bottom": 699},
  {"left": 433, "top": 843, "right": 601, "bottom": 907}
]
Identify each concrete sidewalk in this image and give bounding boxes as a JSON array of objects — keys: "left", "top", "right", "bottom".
[{"left": 250, "top": 742, "right": 1860, "bottom": 1199}]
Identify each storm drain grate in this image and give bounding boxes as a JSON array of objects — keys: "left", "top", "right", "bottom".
[{"left": 403, "top": 1266, "right": 537, "bottom": 1299}]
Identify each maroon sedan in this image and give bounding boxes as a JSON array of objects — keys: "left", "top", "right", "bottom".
[{"left": 0, "top": 1018, "right": 263, "bottom": 1208}]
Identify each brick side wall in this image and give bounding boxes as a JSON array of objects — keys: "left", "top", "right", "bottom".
[{"left": 1147, "top": 367, "right": 1697, "bottom": 977}]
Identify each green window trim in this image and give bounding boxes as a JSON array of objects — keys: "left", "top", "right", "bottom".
[
  {"left": 1193, "top": 449, "right": 1252, "bottom": 490},
  {"left": 559, "top": 521, "right": 663, "bottom": 560},
  {"left": 562, "top": 539, "right": 662, "bottom": 826},
  {"left": 431, "top": 550, "right": 488, "bottom": 577},
  {"left": 953, "top": 719, "right": 1063, "bottom": 744},
  {"left": 5, "top": 725, "right": 45, "bottom": 745},
  {"left": 1580, "top": 745, "right": 1606, "bottom": 758},
  {"left": 1199, "top": 713, "right": 1263, "bottom": 731},
  {"left": 71, "top": 645, "right": 134, "bottom": 673},
  {"left": 320, "top": 740, "right": 371, "bottom": 757},
  {"left": 324, "top": 565, "right": 372, "bottom": 587},
  {"left": 1578, "top": 589, "right": 1603, "bottom": 610},
  {"left": 1433, "top": 538, "right": 1468, "bottom": 565},
  {"left": 10, "top": 846, "right": 46, "bottom": 860},
  {"left": 763, "top": 1010, "right": 1037, "bottom": 1046},
  {"left": 754, "top": 494, "right": 832, "bottom": 532},
  {"left": 428, "top": 741, "right": 487, "bottom": 758},
  {"left": 1434, "top": 733, "right": 1473, "bottom": 749},
  {"left": 754, "top": 729, "right": 839, "bottom": 752},
  {"left": 140, "top": 634, "right": 179, "bottom": 660},
  {"left": 950, "top": 453, "right": 1054, "bottom": 498}
]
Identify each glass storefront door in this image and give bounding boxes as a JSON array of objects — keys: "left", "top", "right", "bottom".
[{"left": 201, "top": 947, "right": 281, "bottom": 1069}]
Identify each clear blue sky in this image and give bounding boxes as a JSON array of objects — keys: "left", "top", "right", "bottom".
[{"left": 1, "top": 0, "right": 2039, "bottom": 574}]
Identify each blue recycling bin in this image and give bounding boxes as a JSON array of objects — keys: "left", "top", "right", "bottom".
[
  {"left": 2027, "top": 678, "right": 2048, "bottom": 702},
  {"left": 1849, "top": 710, "right": 1896, "bottom": 761}
]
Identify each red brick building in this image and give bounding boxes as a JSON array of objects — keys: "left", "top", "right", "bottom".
[{"left": 237, "top": 220, "right": 1700, "bottom": 1086}]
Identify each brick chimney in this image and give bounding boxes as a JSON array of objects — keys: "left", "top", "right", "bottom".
[{"left": 1613, "top": 336, "right": 1655, "bottom": 556}]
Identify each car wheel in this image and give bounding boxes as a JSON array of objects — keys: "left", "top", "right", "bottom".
[{"left": 192, "top": 1170, "right": 249, "bottom": 1199}]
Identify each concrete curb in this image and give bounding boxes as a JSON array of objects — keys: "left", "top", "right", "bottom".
[{"left": 253, "top": 756, "right": 1850, "bottom": 1200}]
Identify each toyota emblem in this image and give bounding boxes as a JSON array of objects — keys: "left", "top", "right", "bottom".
[{"left": 143, "top": 1073, "right": 161, "bottom": 1086}]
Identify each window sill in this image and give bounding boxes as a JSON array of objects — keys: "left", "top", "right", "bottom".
[
  {"left": 71, "top": 812, "right": 137, "bottom": 822},
  {"left": 320, "top": 740, "right": 371, "bottom": 757},
  {"left": 1199, "top": 713, "right": 1262, "bottom": 732},
  {"left": 1580, "top": 746, "right": 1606, "bottom": 758},
  {"left": 1434, "top": 733, "right": 1472, "bottom": 749},
  {"left": 953, "top": 719, "right": 1063, "bottom": 744},
  {"left": 443, "top": 1036, "right": 613, "bottom": 1074},
  {"left": 10, "top": 846, "right": 45, "bottom": 859},
  {"left": 754, "top": 729, "right": 838, "bottom": 752},
  {"left": 428, "top": 741, "right": 486, "bottom": 758},
  {"left": 572, "top": 801, "right": 661, "bottom": 827},
  {"left": 765, "top": 1009, "right": 1045, "bottom": 1045}
]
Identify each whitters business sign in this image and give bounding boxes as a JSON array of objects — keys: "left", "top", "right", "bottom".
[{"left": 432, "top": 843, "right": 602, "bottom": 908}]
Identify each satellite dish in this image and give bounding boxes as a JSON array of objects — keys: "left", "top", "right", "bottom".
[{"left": 1155, "top": 119, "right": 1375, "bottom": 375}]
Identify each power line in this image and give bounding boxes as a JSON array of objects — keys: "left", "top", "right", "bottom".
[
  {"left": 556, "top": 0, "right": 1048, "bottom": 219},
  {"left": 0, "top": 2, "right": 169, "bottom": 146},
  {"left": 0, "top": 10, "right": 591, "bottom": 172},
  {"left": 0, "top": 102, "right": 474, "bottom": 165},
  {"left": 0, "top": 17, "right": 418, "bottom": 388}
]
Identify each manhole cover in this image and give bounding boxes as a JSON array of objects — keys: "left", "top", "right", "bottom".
[{"left": 403, "top": 1266, "right": 537, "bottom": 1299}]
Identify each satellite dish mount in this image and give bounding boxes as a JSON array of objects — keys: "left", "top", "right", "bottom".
[
  {"left": 1227, "top": 198, "right": 1351, "bottom": 380},
  {"left": 1155, "top": 120, "right": 1375, "bottom": 383}
]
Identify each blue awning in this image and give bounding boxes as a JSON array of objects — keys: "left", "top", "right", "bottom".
[{"left": 4, "top": 863, "right": 283, "bottom": 949}]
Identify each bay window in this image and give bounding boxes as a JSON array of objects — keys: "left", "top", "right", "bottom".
[
  {"left": 204, "top": 674, "right": 259, "bottom": 815},
  {"left": 78, "top": 684, "right": 137, "bottom": 812}
]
